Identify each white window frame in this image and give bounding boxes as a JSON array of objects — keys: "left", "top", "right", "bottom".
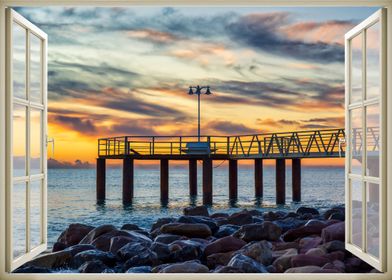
[{"left": 0, "top": 1, "right": 391, "bottom": 280}]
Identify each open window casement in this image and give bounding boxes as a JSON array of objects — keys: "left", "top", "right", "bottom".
[
  {"left": 5, "top": 9, "right": 48, "bottom": 272},
  {"left": 345, "top": 8, "right": 387, "bottom": 272}
]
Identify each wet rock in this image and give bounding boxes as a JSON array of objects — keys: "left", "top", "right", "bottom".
[
  {"left": 285, "top": 265, "right": 321, "bottom": 273},
  {"left": 240, "top": 240, "right": 273, "bottom": 265},
  {"left": 121, "top": 224, "right": 141, "bottom": 231},
  {"left": 227, "top": 253, "right": 268, "bottom": 273},
  {"left": 13, "top": 266, "right": 53, "bottom": 273},
  {"left": 234, "top": 222, "right": 282, "bottom": 242},
  {"left": 160, "top": 222, "right": 212, "bottom": 238},
  {"left": 329, "top": 212, "right": 345, "bottom": 221},
  {"left": 321, "top": 221, "right": 345, "bottom": 243},
  {"left": 299, "top": 236, "right": 323, "bottom": 254},
  {"left": 169, "top": 240, "right": 203, "bottom": 262},
  {"left": 150, "top": 242, "right": 171, "bottom": 262},
  {"left": 272, "top": 248, "right": 298, "bottom": 273},
  {"left": 323, "top": 260, "right": 345, "bottom": 272},
  {"left": 117, "top": 242, "right": 148, "bottom": 261},
  {"left": 72, "top": 249, "right": 116, "bottom": 268},
  {"left": 65, "top": 244, "right": 96, "bottom": 256},
  {"left": 52, "top": 242, "right": 67, "bottom": 252},
  {"left": 109, "top": 236, "right": 134, "bottom": 254},
  {"left": 24, "top": 250, "right": 73, "bottom": 269},
  {"left": 214, "top": 265, "right": 243, "bottom": 273},
  {"left": 207, "top": 251, "right": 236, "bottom": 268},
  {"left": 151, "top": 217, "right": 175, "bottom": 232},
  {"left": 124, "top": 248, "right": 158, "bottom": 269},
  {"left": 227, "top": 211, "right": 253, "bottom": 225},
  {"left": 248, "top": 209, "right": 263, "bottom": 216},
  {"left": 91, "top": 230, "right": 133, "bottom": 251},
  {"left": 282, "top": 222, "right": 328, "bottom": 242},
  {"left": 305, "top": 248, "right": 326, "bottom": 257},
  {"left": 322, "top": 207, "right": 345, "bottom": 220},
  {"left": 273, "top": 217, "right": 306, "bottom": 233},
  {"left": 177, "top": 216, "right": 218, "bottom": 234},
  {"left": 154, "top": 233, "right": 186, "bottom": 244},
  {"left": 204, "top": 236, "right": 246, "bottom": 256},
  {"left": 78, "top": 260, "right": 107, "bottom": 273},
  {"left": 291, "top": 254, "right": 330, "bottom": 267},
  {"left": 263, "top": 211, "right": 286, "bottom": 221},
  {"left": 272, "top": 241, "right": 299, "bottom": 251},
  {"left": 183, "top": 205, "right": 209, "bottom": 217},
  {"left": 210, "top": 212, "right": 229, "bottom": 219},
  {"left": 326, "top": 250, "right": 345, "bottom": 262},
  {"left": 319, "top": 240, "right": 345, "bottom": 253},
  {"left": 126, "top": 266, "right": 152, "bottom": 273},
  {"left": 214, "top": 224, "right": 240, "bottom": 238},
  {"left": 79, "top": 225, "right": 117, "bottom": 244},
  {"left": 57, "top": 223, "right": 95, "bottom": 247},
  {"left": 158, "top": 260, "right": 209, "bottom": 273},
  {"left": 296, "top": 207, "right": 319, "bottom": 216}
]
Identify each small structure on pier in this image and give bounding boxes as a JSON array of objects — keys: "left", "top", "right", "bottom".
[{"left": 96, "top": 128, "right": 347, "bottom": 205}]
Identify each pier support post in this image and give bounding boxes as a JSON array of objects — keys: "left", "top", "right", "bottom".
[
  {"left": 122, "top": 158, "right": 134, "bottom": 204},
  {"left": 276, "top": 159, "right": 286, "bottom": 205},
  {"left": 229, "top": 159, "right": 238, "bottom": 200},
  {"left": 203, "top": 158, "right": 213, "bottom": 205},
  {"left": 292, "top": 158, "right": 301, "bottom": 202},
  {"left": 96, "top": 158, "right": 106, "bottom": 202},
  {"left": 255, "top": 159, "right": 263, "bottom": 197},
  {"left": 160, "top": 159, "right": 169, "bottom": 202},
  {"left": 189, "top": 159, "right": 197, "bottom": 196}
]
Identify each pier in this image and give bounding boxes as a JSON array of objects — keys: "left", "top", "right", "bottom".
[{"left": 96, "top": 128, "right": 347, "bottom": 205}]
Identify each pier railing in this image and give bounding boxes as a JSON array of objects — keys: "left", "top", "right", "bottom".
[{"left": 98, "top": 128, "right": 351, "bottom": 159}]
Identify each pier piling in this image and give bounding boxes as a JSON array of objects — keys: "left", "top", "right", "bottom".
[
  {"left": 229, "top": 159, "right": 238, "bottom": 200},
  {"left": 203, "top": 158, "right": 213, "bottom": 205},
  {"left": 292, "top": 158, "right": 301, "bottom": 202},
  {"left": 96, "top": 158, "right": 106, "bottom": 202},
  {"left": 160, "top": 159, "right": 169, "bottom": 202},
  {"left": 276, "top": 159, "right": 286, "bottom": 204},
  {"left": 189, "top": 159, "right": 198, "bottom": 196},
  {"left": 122, "top": 158, "right": 134, "bottom": 204},
  {"left": 254, "top": 159, "right": 263, "bottom": 197}
]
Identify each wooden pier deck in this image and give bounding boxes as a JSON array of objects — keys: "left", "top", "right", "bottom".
[{"left": 96, "top": 128, "right": 347, "bottom": 205}]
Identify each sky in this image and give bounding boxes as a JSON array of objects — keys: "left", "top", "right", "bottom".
[{"left": 15, "top": 6, "right": 379, "bottom": 167}]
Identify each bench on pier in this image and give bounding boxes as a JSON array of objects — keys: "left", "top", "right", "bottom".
[{"left": 181, "top": 142, "right": 217, "bottom": 155}]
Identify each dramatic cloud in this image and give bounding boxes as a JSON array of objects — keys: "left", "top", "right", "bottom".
[{"left": 206, "top": 120, "right": 256, "bottom": 135}]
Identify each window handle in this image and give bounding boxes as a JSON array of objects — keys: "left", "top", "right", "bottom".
[
  {"left": 46, "top": 136, "right": 55, "bottom": 159},
  {"left": 338, "top": 137, "right": 346, "bottom": 158}
]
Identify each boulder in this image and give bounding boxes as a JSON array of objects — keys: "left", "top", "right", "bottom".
[
  {"left": 154, "top": 233, "right": 186, "bottom": 244},
  {"left": 52, "top": 242, "right": 67, "bottom": 252},
  {"left": 177, "top": 216, "right": 218, "bottom": 234},
  {"left": 321, "top": 221, "right": 345, "bottom": 243},
  {"left": 291, "top": 254, "right": 330, "bottom": 267},
  {"left": 326, "top": 250, "right": 345, "bottom": 262},
  {"left": 284, "top": 265, "right": 321, "bottom": 273},
  {"left": 150, "top": 242, "right": 171, "bottom": 262},
  {"left": 121, "top": 224, "right": 141, "bottom": 231},
  {"left": 183, "top": 206, "right": 209, "bottom": 217},
  {"left": 272, "top": 241, "right": 299, "bottom": 251},
  {"left": 91, "top": 230, "right": 132, "bottom": 251},
  {"left": 296, "top": 207, "right": 319, "bottom": 216},
  {"left": 227, "top": 253, "right": 268, "bottom": 273},
  {"left": 210, "top": 212, "right": 229, "bottom": 219},
  {"left": 272, "top": 248, "right": 298, "bottom": 273},
  {"left": 158, "top": 260, "right": 209, "bottom": 273},
  {"left": 126, "top": 266, "right": 152, "bottom": 273},
  {"left": 214, "top": 224, "right": 240, "bottom": 238},
  {"left": 168, "top": 240, "right": 203, "bottom": 262},
  {"left": 226, "top": 211, "right": 253, "bottom": 226},
  {"left": 319, "top": 240, "right": 345, "bottom": 253},
  {"left": 79, "top": 225, "right": 116, "bottom": 244},
  {"left": 117, "top": 242, "right": 148, "bottom": 261},
  {"left": 263, "top": 211, "right": 285, "bottom": 221},
  {"left": 299, "top": 236, "right": 323, "bottom": 254},
  {"left": 65, "top": 244, "right": 96, "bottom": 256},
  {"left": 151, "top": 217, "right": 175, "bottom": 232},
  {"left": 282, "top": 222, "right": 328, "bottom": 242},
  {"left": 78, "top": 260, "right": 107, "bottom": 273},
  {"left": 160, "top": 223, "right": 212, "bottom": 238},
  {"left": 21, "top": 251, "right": 73, "bottom": 269},
  {"left": 273, "top": 217, "right": 306, "bottom": 233},
  {"left": 214, "top": 265, "right": 243, "bottom": 273},
  {"left": 323, "top": 260, "right": 345, "bottom": 272},
  {"left": 13, "top": 266, "right": 53, "bottom": 273},
  {"left": 109, "top": 236, "right": 134, "bottom": 254},
  {"left": 124, "top": 248, "right": 158, "bottom": 269},
  {"left": 329, "top": 212, "right": 345, "bottom": 221},
  {"left": 305, "top": 248, "right": 327, "bottom": 257},
  {"left": 240, "top": 240, "right": 273, "bottom": 265},
  {"left": 207, "top": 251, "right": 236, "bottom": 268},
  {"left": 234, "top": 222, "right": 282, "bottom": 242},
  {"left": 204, "top": 236, "right": 246, "bottom": 256},
  {"left": 72, "top": 249, "right": 116, "bottom": 268},
  {"left": 57, "top": 223, "right": 95, "bottom": 247}
]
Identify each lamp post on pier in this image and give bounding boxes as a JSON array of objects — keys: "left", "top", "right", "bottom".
[{"left": 188, "top": 85, "right": 212, "bottom": 142}]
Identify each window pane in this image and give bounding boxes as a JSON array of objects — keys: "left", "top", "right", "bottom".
[
  {"left": 366, "top": 182, "right": 380, "bottom": 258},
  {"left": 351, "top": 179, "right": 363, "bottom": 248},
  {"left": 351, "top": 33, "right": 363, "bottom": 104},
  {"left": 13, "top": 182, "right": 26, "bottom": 259},
  {"left": 30, "top": 109, "right": 42, "bottom": 175},
  {"left": 13, "top": 104, "right": 26, "bottom": 177},
  {"left": 30, "top": 34, "right": 42, "bottom": 103},
  {"left": 366, "top": 21, "right": 380, "bottom": 100},
  {"left": 12, "top": 22, "right": 26, "bottom": 100},
  {"left": 366, "top": 104, "right": 380, "bottom": 177},
  {"left": 30, "top": 180, "right": 42, "bottom": 249},
  {"left": 350, "top": 108, "right": 362, "bottom": 174}
]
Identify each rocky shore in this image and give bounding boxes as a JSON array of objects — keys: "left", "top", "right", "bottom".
[{"left": 15, "top": 205, "right": 378, "bottom": 273}]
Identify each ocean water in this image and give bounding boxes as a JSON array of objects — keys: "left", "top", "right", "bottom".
[{"left": 46, "top": 164, "right": 345, "bottom": 247}]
